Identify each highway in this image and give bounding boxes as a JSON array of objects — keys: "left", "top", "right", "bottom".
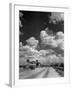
[{"left": 19, "top": 67, "right": 60, "bottom": 79}]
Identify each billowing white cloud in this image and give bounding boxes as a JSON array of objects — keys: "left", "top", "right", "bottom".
[
  {"left": 19, "top": 12, "right": 23, "bottom": 18},
  {"left": 40, "top": 30, "right": 56, "bottom": 47},
  {"left": 40, "top": 30, "right": 64, "bottom": 50},
  {"left": 39, "top": 49, "right": 55, "bottom": 57},
  {"left": 19, "top": 42, "right": 23, "bottom": 51},
  {"left": 55, "top": 31, "right": 64, "bottom": 39},
  {"left": 19, "top": 42, "right": 23, "bottom": 47},
  {"left": 19, "top": 12, "right": 23, "bottom": 38},
  {"left": 49, "top": 12, "right": 64, "bottom": 23},
  {"left": 56, "top": 31, "right": 64, "bottom": 50},
  {"left": 19, "top": 20, "right": 23, "bottom": 27},
  {"left": 46, "top": 55, "right": 59, "bottom": 64},
  {"left": 26, "top": 37, "right": 39, "bottom": 49},
  {"left": 19, "top": 45, "right": 40, "bottom": 63},
  {"left": 19, "top": 12, "right": 23, "bottom": 27},
  {"left": 19, "top": 43, "right": 64, "bottom": 65},
  {"left": 23, "top": 45, "right": 39, "bottom": 55},
  {"left": 37, "top": 54, "right": 64, "bottom": 65},
  {"left": 45, "top": 27, "right": 53, "bottom": 36},
  {"left": 40, "top": 30, "right": 48, "bottom": 39},
  {"left": 19, "top": 31, "right": 64, "bottom": 66}
]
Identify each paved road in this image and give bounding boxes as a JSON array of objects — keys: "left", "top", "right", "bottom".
[{"left": 19, "top": 67, "right": 60, "bottom": 79}]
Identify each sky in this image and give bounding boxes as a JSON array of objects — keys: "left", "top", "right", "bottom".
[
  {"left": 19, "top": 11, "right": 64, "bottom": 65},
  {"left": 19, "top": 11, "right": 64, "bottom": 44}
]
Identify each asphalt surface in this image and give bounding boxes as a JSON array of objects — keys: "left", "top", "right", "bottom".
[{"left": 19, "top": 67, "right": 60, "bottom": 79}]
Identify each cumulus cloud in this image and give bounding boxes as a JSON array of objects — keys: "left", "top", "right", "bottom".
[
  {"left": 37, "top": 54, "right": 64, "bottom": 65},
  {"left": 55, "top": 31, "right": 64, "bottom": 50},
  {"left": 19, "top": 43, "right": 64, "bottom": 65},
  {"left": 55, "top": 31, "right": 64, "bottom": 39},
  {"left": 19, "top": 37, "right": 39, "bottom": 64},
  {"left": 19, "top": 31, "right": 64, "bottom": 65},
  {"left": 26, "top": 37, "right": 39, "bottom": 49},
  {"left": 19, "top": 12, "right": 23, "bottom": 27},
  {"left": 40, "top": 30, "right": 64, "bottom": 50},
  {"left": 45, "top": 27, "right": 53, "bottom": 36},
  {"left": 49, "top": 12, "right": 64, "bottom": 23},
  {"left": 19, "top": 12, "right": 23, "bottom": 36},
  {"left": 46, "top": 55, "right": 59, "bottom": 64},
  {"left": 39, "top": 49, "right": 55, "bottom": 58},
  {"left": 19, "top": 45, "right": 40, "bottom": 62},
  {"left": 19, "top": 12, "right": 23, "bottom": 18},
  {"left": 40, "top": 30, "right": 57, "bottom": 47},
  {"left": 19, "top": 42, "right": 23, "bottom": 46},
  {"left": 47, "top": 54, "right": 64, "bottom": 64},
  {"left": 19, "top": 12, "right": 64, "bottom": 66},
  {"left": 19, "top": 42, "right": 24, "bottom": 51},
  {"left": 19, "top": 20, "right": 23, "bottom": 27},
  {"left": 40, "top": 30, "right": 48, "bottom": 39},
  {"left": 23, "top": 45, "right": 39, "bottom": 54}
]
